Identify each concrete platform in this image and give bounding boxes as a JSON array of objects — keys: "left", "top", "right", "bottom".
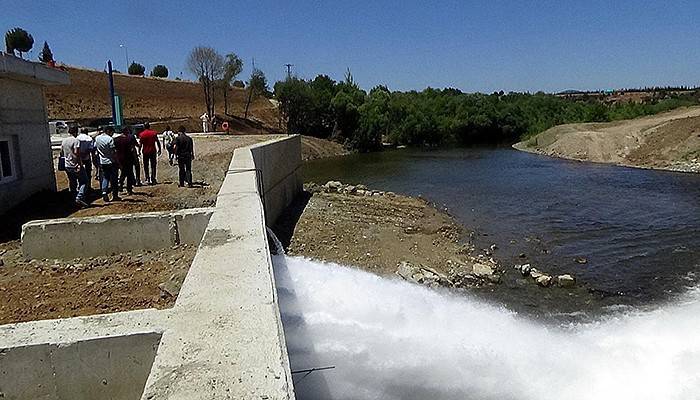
[{"left": 0, "top": 135, "right": 302, "bottom": 399}]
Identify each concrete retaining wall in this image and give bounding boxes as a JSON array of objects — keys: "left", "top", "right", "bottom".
[
  {"left": 141, "top": 135, "right": 301, "bottom": 399},
  {"left": 21, "top": 207, "right": 213, "bottom": 259},
  {"left": 0, "top": 333, "right": 161, "bottom": 400},
  {"left": 1, "top": 135, "right": 302, "bottom": 399},
  {"left": 226, "top": 135, "right": 302, "bottom": 225}
]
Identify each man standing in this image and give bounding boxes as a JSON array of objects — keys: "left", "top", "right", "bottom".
[
  {"left": 76, "top": 127, "right": 94, "bottom": 192},
  {"left": 95, "top": 126, "right": 120, "bottom": 202},
  {"left": 173, "top": 126, "right": 194, "bottom": 187},
  {"left": 200, "top": 113, "right": 209, "bottom": 133},
  {"left": 60, "top": 126, "right": 88, "bottom": 206},
  {"left": 138, "top": 122, "right": 161, "bottom": 185},
  {"left": 115, "top": 127, "right": 138, "bottom": 195},
  {"left": 162, "top": 125, "right": 176, "bottom": 165}
]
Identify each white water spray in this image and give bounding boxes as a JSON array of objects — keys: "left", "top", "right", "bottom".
[{"left": 274, "top": 255, "right": 700, "bottom": 400}]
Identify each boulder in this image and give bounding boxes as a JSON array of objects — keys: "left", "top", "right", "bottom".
[
  {"left": 472, "top": 263, "right": 494, "bottom": 277},
  {"left": 396, "top": 261, "right": 417, "bottom": 281},
  {"left": 535, "top": 275, "right": 552, "bottom": 287},
  {"left": 518, "top": 263, "right": 532, "bottom": 276},
  {"left": 557, "top": 274, "right": 576, "bottom": 288},
  {"left": 529, "top": 268, "right": 544, "bottom": 280}
]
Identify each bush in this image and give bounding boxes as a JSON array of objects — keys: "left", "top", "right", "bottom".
[
  {"left": 128, "top": 62, "right": 145, "bottom": 76},
  {"left": 150, "top": 64, "right": 168, "bottom": 78}
]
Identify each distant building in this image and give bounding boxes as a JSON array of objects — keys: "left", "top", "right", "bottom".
[{"left": 0, "top": 53, "right": 69, "bottom": 215}]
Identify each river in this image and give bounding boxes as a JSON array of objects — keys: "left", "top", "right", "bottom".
[
  {"left": 275, "top": 147, "right": 700, "bottom": 399},
  {"left": 302, "top": 147, "right": 700, "bottom": 314}
]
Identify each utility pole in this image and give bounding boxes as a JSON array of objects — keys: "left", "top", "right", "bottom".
[
  {"left": 119, "top": 44, "right": 129, "bottom": 70},
  {"left": 284, "top": 63, "right": 294, "bottom": 79}
]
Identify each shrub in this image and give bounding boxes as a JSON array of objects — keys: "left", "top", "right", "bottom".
[
  {"left": 150, "top": 64, "right": 168, "bottom": 78},
  {"left": 128, "top": 62, "right": 145, "bottom": 76}
]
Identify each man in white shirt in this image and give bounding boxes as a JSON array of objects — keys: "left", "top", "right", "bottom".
[
  {"left": 60, "top": 126, "right": 88, "bottom": 206},
  {"left": 76, "top": 128, "right": 95, "bottom": 191},
  {"left": 95, "top": 126, "right": 120, "bottom": 202}
]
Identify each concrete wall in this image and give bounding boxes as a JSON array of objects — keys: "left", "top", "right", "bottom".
[
  {"left": 0, "top": 78, "right": 56, "bottom": 216},
  {"left": 0, "top": 55, "right": 68, "bottom": 217},
  {"left": 228, "top": 135, "right": 302, "bottom": 225},
  {"left": 0, "top": 333, "right": 161, "bottom": 400},
  {"left": 141, "top": 135, "right": 301, "bottom": 399},
  {"left": 21, "top": 208, "right": 213, "bottom": 259},
  {"left": 0, "top": 135, "right": 302, "bottom": 399}
]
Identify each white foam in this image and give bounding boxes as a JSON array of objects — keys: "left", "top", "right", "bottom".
[{"left": 274, "top": 255, "right": 700, "bottom": 400}]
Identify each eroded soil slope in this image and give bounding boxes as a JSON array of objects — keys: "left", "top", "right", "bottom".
[{"left": 515, "top": 106, "right": 700, "bottom": 173}]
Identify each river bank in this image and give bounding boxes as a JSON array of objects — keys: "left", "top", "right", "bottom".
[
  {"left": 275, "top": 182, "right": 503, "bottom": 288},
  {"left": 514, "top": 106, "right": 700, "bottom": 173}
]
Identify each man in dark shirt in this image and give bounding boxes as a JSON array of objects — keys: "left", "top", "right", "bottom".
[
  {"left": 173, "top": 126, "right": 194, "bottom": 187},
  {"left": 114, "top": 127, "right": 138, "bottom": 195},
  {"left": 138, "top": 122, "right": 161, "bottom": 185}
]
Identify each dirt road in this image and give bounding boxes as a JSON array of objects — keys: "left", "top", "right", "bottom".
[{"left": 514, "top": 106, "right": 700, "bottom": 173}]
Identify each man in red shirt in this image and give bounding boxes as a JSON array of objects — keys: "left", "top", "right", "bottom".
[{"left": 138, "top": 123, "right": 162, "bottom": 185}]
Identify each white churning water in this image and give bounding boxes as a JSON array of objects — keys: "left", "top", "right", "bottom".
[{"left": 273, "top": 255, "right": 700, "bottom": 400}]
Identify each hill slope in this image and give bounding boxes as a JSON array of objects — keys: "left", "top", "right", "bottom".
[
  {"left": 514, "top": 107, "right": 700, "bottom": 173},
  {"left": 45, "top": 66, "right": 280, "bottom": 131}
]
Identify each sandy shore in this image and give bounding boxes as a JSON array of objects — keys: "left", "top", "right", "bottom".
[{"left": 514, "top": 106, "right": 700, "bottom": 173}]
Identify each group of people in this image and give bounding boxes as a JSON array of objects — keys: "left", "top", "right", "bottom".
[{"left": 59, "top": 124, "right": 195, "bottom": 206}]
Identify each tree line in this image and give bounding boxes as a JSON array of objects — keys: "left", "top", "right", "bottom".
[{"left": 274, "top": 72, "right": 700, "bottom": 151}]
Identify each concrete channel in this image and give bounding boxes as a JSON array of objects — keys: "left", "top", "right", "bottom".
[{"left": 0, "top": 135, "right": 302, "bottom": 399}]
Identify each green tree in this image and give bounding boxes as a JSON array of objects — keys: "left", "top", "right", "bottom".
[
  {"left": 331, "top": 70, "right": 366, "bottom": 143},
  {"left": 38, "top": 41, "right": 53, "bottom": 63},
  {"left": 5, "top": 27, "right": 34, "bottom": 58},
  {"left": 128, "top": 62, "right": 146, "bottom": 76},
  {"left": 244, "top": 68, "right": 269, "bottom": 119},
  {"left": 221, "top": 53, "right": 243, "bottom": 115},
  {"left": 150, "top": 64, "right": 169, "bottom": 78}
]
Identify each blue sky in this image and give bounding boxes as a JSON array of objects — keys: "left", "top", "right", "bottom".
[{"left": 2, "top": 0, "right": 699, "bottom": 92}]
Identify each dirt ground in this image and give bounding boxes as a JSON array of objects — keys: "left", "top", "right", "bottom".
[
  {"left": 0, "top": 135, "right": 347, "bottom": 324},
  {"left": 275, "top": 182, "right": 500, "bottom": 287},
  {"left": 0, "top": 241, "right": 196, "bottom": 324},
  {"left": 1, "top": 135, "right": 345, "bottom": 242},
  {"left": 515, "top": 106, "right": 700, "bottom": 173}
]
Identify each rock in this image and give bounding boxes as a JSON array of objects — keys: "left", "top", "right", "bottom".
[
  {"left": 0, "top": 258, "right": 3, "bottom": 267},
  {"left": 535, "top": 275, "right": 552, "bottom": 287},
  {"left": 518, "top": 253, "right": 527, "bottom": 258},
  {"left": 356, "top": 184, "right": 368, "bottom": 191},
  {"left": 472, "top": 263, "right": 495, "bottom": 278},
  {"left": 529, "top": 268, "right": 543, "bottom": 279},
  {"left": 158, "top": 280, "right": 181, "bottom": 297},
  {"left": 396, "top": 261, "right": 417, "bottom": 281},
  {"left": 557, "top": 274, "right": 576, "bottom": 288},
  {"left": 346, "top": 185, "right": 357, "bottom": 194},
  {"left": 396, "top": 261, "right": 452, "bottom": 287},
  {"left": 323, "top": 181, "right": 343, "bottom": 192},
  {"left": 489, "top": 244, "right": 498, "bottom": 252},
  {"left": 574, "top": 257, "right": 588, "bottom": 264},
  {"left": 516, "top": 263, "right": 531, "bottom": 276}
]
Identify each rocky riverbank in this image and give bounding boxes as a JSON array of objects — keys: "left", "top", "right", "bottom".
[{"left": 279, "top": 181, "right": 503, "bottom": 289}]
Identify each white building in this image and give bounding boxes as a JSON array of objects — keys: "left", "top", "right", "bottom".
[{"left": 0, "top": 53, "right": 69, "bottom": 215}]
